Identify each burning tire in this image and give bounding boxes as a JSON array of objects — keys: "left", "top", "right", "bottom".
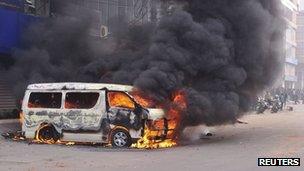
[
  {"left": 36, "top": 124, "right": 60, "bottom": 143},
  {"left": 110, "top": 128, "right": 132, "bottom": 148}
]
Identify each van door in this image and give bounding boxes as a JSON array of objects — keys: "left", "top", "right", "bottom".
[
  {"left": 63, "top": 91, "right": 105, "bottom": 131},
  {"left": 107, "top": 91, "right": 142, "bottom": 130}
]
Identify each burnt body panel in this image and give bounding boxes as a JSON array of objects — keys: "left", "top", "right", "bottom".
[
  {"left": 23, "top": 90, "right": 106, "bottom": 138},
  {"left": 108, "top": 107, "right": 143, "bottom": 130},
  {"left": 21, "top": 83, "right": 166, "bottom": 143}
]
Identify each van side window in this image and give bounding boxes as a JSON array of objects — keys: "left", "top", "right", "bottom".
[
  {"left": 28, "top": 92, "right": 62, "bottom": 109},
  {"left": 65, "top": 92, "right": 99, "bottom": 109},
  {"left": 108, "top": 92, "right": 135, "bottom": 109}
]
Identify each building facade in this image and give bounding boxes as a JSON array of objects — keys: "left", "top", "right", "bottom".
[
  {"left": 296, "top": 10, "right": 304, "bottom": 89},
  {"left": 0, "top": 0, "right": 49, "bottom": 117},
  {"left": 281, "top": 0, "right": 299, "bottom": 89},
  {"left": 53, "top": 0, "right": 156, "bottom": 36},
  {"left": 0, "top": 0, "right": 159, "bottom": 116}
]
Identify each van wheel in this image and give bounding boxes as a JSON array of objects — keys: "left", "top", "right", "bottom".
[
  {"left": 36, "top": 124, "right": 60, "bottom": 143},
  {"left": 111, "top": 129, "right": 132, "bottom": 148}
]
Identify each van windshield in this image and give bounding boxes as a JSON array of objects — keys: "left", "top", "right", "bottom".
[{"left": 108, "top": 91, "right": 135, "bottom": 109}]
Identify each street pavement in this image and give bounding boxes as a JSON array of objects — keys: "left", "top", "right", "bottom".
[{"left": 0, "top": 104, "right": 304, "bottom": 171}]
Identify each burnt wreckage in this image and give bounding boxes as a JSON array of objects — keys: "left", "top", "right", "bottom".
[{"left": 21, "top": 83, "right": 169, "bottom": 147}]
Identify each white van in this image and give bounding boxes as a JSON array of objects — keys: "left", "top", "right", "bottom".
[{"left": 21, "top": 83, "right": 168, "bottom": 147}]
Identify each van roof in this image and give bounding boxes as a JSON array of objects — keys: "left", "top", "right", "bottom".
[{"left": 27, "top": 83, "right": 134, "bottom": 92}]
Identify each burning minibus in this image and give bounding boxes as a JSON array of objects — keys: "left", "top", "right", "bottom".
[{"left": 21, "top": 83, "right": 172, "bottom": 148}]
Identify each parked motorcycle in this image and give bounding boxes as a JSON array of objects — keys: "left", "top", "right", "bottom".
[
  {"left": 255, "top": 98, "right": 268, "bottom": 114},
  {"left": 270, "top": 95, "right": 283, "bottom": 113}
]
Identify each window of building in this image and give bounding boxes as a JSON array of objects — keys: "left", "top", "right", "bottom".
[
  {"left": 65, "top": 92, "right": 99, "bottom": 109},
  {"left": 28, "top": 92, "right": 62, "bottom": 109},
  {"left": 118, "top": 0, "right": 127, "bottom": 19},
  {"left": 107, "top": 91, "right": 135, "bottom": 109}
]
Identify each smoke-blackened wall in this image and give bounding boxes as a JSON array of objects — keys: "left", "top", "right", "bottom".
[{"left": 7, "top": 0, "right": 284, "bottom": 127}]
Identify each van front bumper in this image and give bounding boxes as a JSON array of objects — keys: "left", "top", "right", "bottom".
[{"left": 145, "top": 118, "right": 175, "bottom": 141}]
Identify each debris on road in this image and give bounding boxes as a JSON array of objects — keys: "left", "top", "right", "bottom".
[
  {"left": 236, "top": 120, "right": 248, "bottom": 124},
  {"left": 1, "top": 131, "right": 25, "bottom": 141}
]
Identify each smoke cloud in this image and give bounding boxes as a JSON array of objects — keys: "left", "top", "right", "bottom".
[{"left": 7, "top": 0, "right": 284, "bottom": 127}]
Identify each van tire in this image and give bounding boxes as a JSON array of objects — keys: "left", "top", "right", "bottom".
[
  {"left": 36, "top": 124, "right": 60, "bottom": 143},
  {"left": 111, "top": 128, "right": 132, "bottom": 148}
]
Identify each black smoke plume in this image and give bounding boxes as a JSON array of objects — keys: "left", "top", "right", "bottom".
[{"left": 7, "top": 0, "right": 284, "bottom": 127}]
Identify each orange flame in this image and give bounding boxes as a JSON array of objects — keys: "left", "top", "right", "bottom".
[
  {"left": 131, "top": 90, "right": 156, "bottom": 108},
  {"left": 108, "top": 91, "right": 135, "bottom": 109},
  {"left": 132, "top": 90, "right": 187, "bottom": 149}
]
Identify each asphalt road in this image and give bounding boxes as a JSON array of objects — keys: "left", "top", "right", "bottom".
[{"left": 0, "top": 105, "right": 304, "bottom": 171}]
